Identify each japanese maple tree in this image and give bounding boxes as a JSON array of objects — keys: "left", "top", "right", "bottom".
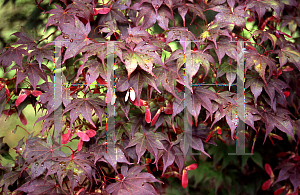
[{"left": 0, "top": 0, "right": 300, "bottom": 194}]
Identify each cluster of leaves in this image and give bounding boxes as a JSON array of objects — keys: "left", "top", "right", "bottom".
[{"left": 0, "top": 0, "right": 300, "bottom": 194}]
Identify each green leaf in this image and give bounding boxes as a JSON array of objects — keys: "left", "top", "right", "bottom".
[
  {"left": 241, "top": 155, "right": 250, "bottom": 168},
  {"left": 250, "top": 153, "right": 263, "bottom": 168},
  {"left": 1, "top": 153, "right": 14, "bottom": 161}
]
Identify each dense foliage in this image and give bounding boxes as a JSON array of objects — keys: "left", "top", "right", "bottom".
[{"left": 0, "top": 0, "right": 300, "bottom": 194}]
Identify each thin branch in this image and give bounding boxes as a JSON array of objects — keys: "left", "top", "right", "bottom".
[
  {"left": 35, "top": 0, "right": 45, "bottom": 11},
  {"left": 37, "top": 28, "right": 58, "bottom": 45}
]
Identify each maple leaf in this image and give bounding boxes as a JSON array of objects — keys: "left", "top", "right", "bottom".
[
  {"left": 116, "top": 97, "right": 130, "bottom": 120},
  {"left": 102, "top": 21, "right": 122, "bottom": 41},
  {"left": 35, "top": 112, "right": 56, "bottom": 138},
  {"left": 166, "top": 49, "right": 214, "bottom": 80},
  {"left": 128, "top": 70, "right": 161, "bottom": 106},
  {"left": 136, "top": 3, "right": 173, "bottom": 30},
  {"left": 76, "top": 59, "right": 106, "bottom": 88},
  {"left": 163, "top": 0, "right": 173, "bottom": 10},
  {"left": 275, "top": 46, "right": 300, "bottom": 71},
  {"left": 45, "top": 4, "right": 76, "bottom": 30},
  {"left": 188, "top": 50, "right": 215, "bottom": 80},
  {"left": 264, "top": 78, "right": 290, "bottom": 111},
  {"left": 273, "top": 162, "right": 300, "bottom": 192},
  {"left": 125, "top": 130, "right": 167, "bottom": 163},
  {"left": 56, "top": 17, "right": 92, "bottom": 62},
  {"left": 127, "top": 110, "right": 145, "bottom": 137},
  {"left": 122, "top": 26, "right": 151, "bottom": 44},
  {"left": 175, "top": 123, "right": 212, "bottom": 157},
  {"left": 237, "top": 96, "right": 261, "bottom": 131},
  {"left": 217, "top": 62, "right": 237, "bottom": 90},
  {"left": 134, "top": 3, "right": 156, "bottom": 29},
  {"left": 252, "top": 30, "right": 277, "bottom": 49},
  {"left": 15, "top": 70, "right": 27, "bottom": 90},
  {"left": 21, "top": 62, "right": 50, "bottom": 91},
  {"left": 200, "top": 25, "right": 232, "bottom": 49},
  {"left": 245, "top": 50, "right": 276, "bottom": 83},
  {"left": 123, "top": 41, "right": 163, "bottom": 78},
  {"left": 213, "top": 92, "right": 261, "bottom": 137},
  {"left": 210, "top": 5, "right": 247, "bottom": 27},
  {"left": 81, "top": 42, "right": 124, "bottom": 66},
  {"left": 14, "top": 178, "right": 63, "bottom": 195},
  {"left": 12, "top": 27, "right": 40, "bottom": 51},
  {"left": 106, "top": 165, "right": 162, "bottom": 195},
  {"left": 178, "top": 3, "right": 206, "bottom": 26},
  {"left": 214, "top": 40, "right": 238, "bottom": 65},
  {"left": 245, "top": 75, "right": 290, "bottom": 110},
  {"left": 98, "top": 1, "right": 128, "bottom": 23},
  {"left": 245, "top": 75, "right": 264, "bottom": 104},
  {"left": 246, "top": 0, "right": 282, "bottom": 21},
  {"left": 151, "top": 112, "right": 173, "bottom": 131},
  {"left": 0, "top": 171, "right": 21, "bottom": 195},
  {"left": 0, "top": 46, "right": 27, "bottom": 70},
  {"left": 151, "top": 0, "right": 164, "bottom": 10},
  {"left": 92, "top": 143, "right": 132, "bottom": 172},
  {"left": 66, "top": 0, "right": 94, "bottom": 20},
  {"left": 115, "top": 68, "right": 130, "bottom": 92},
  {"left": 63, "top": 97, "right": 105, "bottom": 129},
  {"left": 156, "top": 5, "right": 174, "bottom": 30},
  {"left": 282, "top": 14, "right": 300, "bottom": 34},
  {"left": 188, "top": 86, "right": 218, "bottom": 124},
  {"left": 166, "top": 27, "right": 197, "bottom": 47},
  {"left": 21, "top": 136, "right": 66, "bottom": 180},
  {"left": 159, "top": 141, "right": 185, "bottom": 174},
  {"left": 46, "top": 153, "right": 95, "bottom": 193},
  {"left": 171, "top": 89, "right": 194, "bottom": 118},
  {"left": 153, "top": 67, "right": 180, "bottom": 99},
  {"left": 259, "top": 107, "right": 295, "bottom": 142},
  {"left": 29, "top": 44, "right": 54, "bottom": 68},
  {"left": 38, "top": 79, "right": 72, "bottom": 113}
]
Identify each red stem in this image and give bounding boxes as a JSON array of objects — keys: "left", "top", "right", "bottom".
[
  {"left": 62, "top": 145, "right": 74, "bottom": 159},
  {"left": 35, "top": 0, "right": 45, "bottom": 11},
  {"left": 15, "top": 125, "right": 30, "bottom": 135}
]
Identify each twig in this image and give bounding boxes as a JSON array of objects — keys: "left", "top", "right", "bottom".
[
  {"left": 15, "top": 125, "right": 30, "bottom": 135},
  {"left": 35, "top": 0, "right": 45, "bottom": 11},
  {"left": 38, "top": 28, "right": 58, "bottom": 45}
]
